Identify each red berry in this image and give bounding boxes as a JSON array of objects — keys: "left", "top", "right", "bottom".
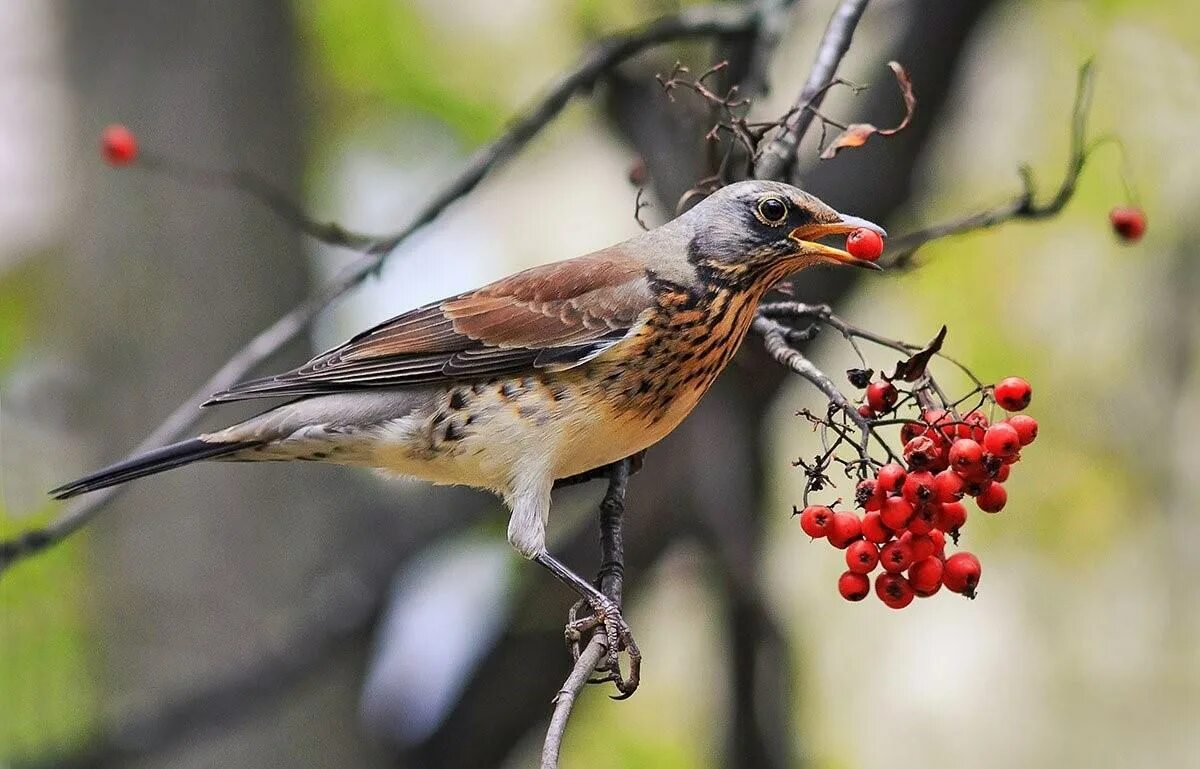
[
  {"left": 900, "top": 421, "right": 923, "bottom": 445},
  {"left": 902, "top": 531, "right": 938, "bottom": 562},
  {"left": 960, "top": 410, "right": 990, "bottom": 441},
  {"left": 994, "top": 377, "right": 1032, "bottom": 412},
  {"left": 937, "top": 501, "right": 968, "bottom": 533},
  {"left": 858, "top": 404, "right": 876, "bottom": 419},
  {"left": 1006, "top": 415, "right": 1038, "bottom": 446},
  {"left": 876, "top": 463, "right": 907, "bottom": 494},
  {"left": 845, "top": 540, "right": 880, "bottom": 574},
  {"left": 908, "top": 556, "right": 944, "bottom": 597},
  {"left": 879, "top": 539, "right": 915, "bottom": 573},
  {"left": 856, "top": 478, "right": 884, "bottom": 511},
  {"left": 846, "top": 228, "right": 884, "bottom": 261},
  {"left": 906, "top": 504, "right": 937, "bottom": 535},
  {"left": 949, "top": 438, "right": 984, "bottom": 475},
  {"left": 880, "top": 496, "right": 914, "bottom": 530},
  {"left": 963, "top": 478, "right": 993, "bottom": 498},
  {"left": 975, "top": 481, "right": 1008, "bottom": 513},
  {"left": 993, "top": 463, "right": 1011, "bottom": 483},
  {"left": 903, "top": 436, "right": 938, "bottom": 471},
  {"left": 826, "top": 512, "right": 863, "bottom": 549},
  {"left": 901, "top": 470, "right": 936, "bottom": 505},
  {"left": 866, "top": 380, "right": 898, "bottom": 413},
  {"left": 101, "top": 124, "right": 138, "bottom": 165},
  {"left": 1109, "top": 206, "right": 1146, "bottom": 242},
  {"left": 838, "top": 570, "right": 871, "bottom": 601},
  {"left": 933, "top": 469, "right": 965, "bottom": 502},
  {"left": 943, "top": 551, "right": 982, "bottom": 597},
  {"left": 799, "top": 505, "right": 833, "bottom": 538},
  {"left": 875, "top": 573, "right": 915, "bottom": 609},
  {"left": 983, "top": 423, "right": 1021, "bottom": 457},
  {"left": 861, "top": 511, "right": 892, "bottom": 543}
]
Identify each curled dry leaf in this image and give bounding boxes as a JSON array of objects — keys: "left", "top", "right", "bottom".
[
  {"left": 889, "top": 325, "right": 946, "bottom": 382},
  {"left": 820, "top": 61, "right": 915, "bottom": 159}
]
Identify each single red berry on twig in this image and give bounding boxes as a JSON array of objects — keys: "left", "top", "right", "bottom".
[
  {"left": 846, "top": 228, "right": 884, "bottom": 261},
  {"left": 1006, "top": 415, "right": 1038, "bottom": 446},
  {"left": 876, "top": 463, "right": 907, "bottom": 494},
  {"left": 975, "top": 481, "right": 1007, "bottom": 513},
  {"left": 879, "top": 539, "right": 915, "bottom": 573},
  {"left": 861, "top": 511, "right": 892, "bottom": 543},
  {"left": 845, "top": 540, "right": 880, "bottom": 574},
  {"left": 799, "top": 505, "right": 833, "bottom": 539},
  {"left": 880, "top": 496, "right": 914, "bottom": 530},
  {"left": 983, "top": 423, "right": 1021, "bottom": 457},
  {"left": 875, "top": 573, "right": 915, "bottom": 609},
  {"left": 101, "top": 124, "right": 138, "bottom": 165},
  {"left": 994, "top": 377, "right": 1032, "bottom": 411},
  {"left": 826, "top": 512, "right": 863, "bottom": 549},
  {"left": 1109, "top": 206, "right": 1146, "bottom": 242},
  {"left": 866, "top": 380, "right": 898, "bottom": 413},
  {"left": 908, "top": 556, "right": 944, "bottom": 597},
  {"left": 838, "top": 570, "right": 871, "bottom": 601},
  {"left": 943, "top": 552, "right": 982, "bottom": 597}
]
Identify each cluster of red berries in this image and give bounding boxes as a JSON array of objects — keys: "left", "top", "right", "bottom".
[{"left": 798, "top": 376, "right": 1037, "bottom": 609}]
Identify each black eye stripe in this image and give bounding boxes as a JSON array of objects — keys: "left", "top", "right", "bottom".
[{"left": 755, "top": 196, "right": 788, "bottom": 226}]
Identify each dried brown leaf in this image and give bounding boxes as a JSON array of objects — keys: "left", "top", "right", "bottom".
[
  {"left": 820, "top": 61, "right": 915, "bottom": 159},
  {"left": 889, "top": 325, "right": 946, "bottom": 382}
]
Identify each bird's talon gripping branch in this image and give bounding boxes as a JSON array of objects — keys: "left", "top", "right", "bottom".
[{"left": 563, "top": 593, "right": 641, "bottom": 697}]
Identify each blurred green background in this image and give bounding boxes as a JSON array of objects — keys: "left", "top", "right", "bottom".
[{"left": 1, "top": 0, "right": 1197, "bottom": 767}]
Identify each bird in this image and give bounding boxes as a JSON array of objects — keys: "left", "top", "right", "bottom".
[{"left": 50, "top": 179, "right": 883, "bottom": 694}]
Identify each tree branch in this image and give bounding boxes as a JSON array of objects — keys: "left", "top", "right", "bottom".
[
  {"left": 884, "top": 61, "right": 1095, "bottom": 267},
  {"left": 0, "top": 3, "right": 766, "bottom": 577},
  {"left": 541, "top": 459, "right": 632, "bottom": 769},
  {"left": 754, "top": 0, "right": 871, "bottom": 180}
]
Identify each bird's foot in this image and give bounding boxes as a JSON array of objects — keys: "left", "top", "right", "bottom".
[{"left": 565, "top": 595, "right": 641, "bottom": 699}]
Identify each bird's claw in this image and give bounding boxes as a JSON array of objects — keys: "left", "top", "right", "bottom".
[{"left": 565, "top": 595, "right": 641, "bottom": 698}]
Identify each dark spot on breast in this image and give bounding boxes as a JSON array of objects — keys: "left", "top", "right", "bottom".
[
  {"left": 444, "top": 421, "right": 465, "bottom": 441},
  {"left": 449, "top": 390, "right": 467, "bottom": 409},
  {"left": 500, "top": 382, "right": 520, "bottom": 399},
  {"left": 311, "top": 451, "right": 328, "bottom": 459}
]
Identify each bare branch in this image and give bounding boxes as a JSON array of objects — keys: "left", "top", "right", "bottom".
[
  {"left": 542, "top": 459, "right": 633, "bottom": 769},
  {"left": 754, "top": 0, "right": 871, "bottom": 180},
  {"left": 884, "top": 61, "right": 1095, "bottom": 268}
]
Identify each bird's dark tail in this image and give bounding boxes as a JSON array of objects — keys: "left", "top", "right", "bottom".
[{"left": 49, "top": 438, "right": 258, "bottom": 500}]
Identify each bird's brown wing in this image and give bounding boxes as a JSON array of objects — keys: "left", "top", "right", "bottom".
[{"left": 205, "top": 248, "right": 655, "bottom": 404}]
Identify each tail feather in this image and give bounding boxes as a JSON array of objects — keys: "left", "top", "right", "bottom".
[{"left": 49, "top": 438, "right": 259, "bottom": 500}]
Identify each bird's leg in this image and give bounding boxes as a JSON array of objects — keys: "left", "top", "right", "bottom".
[
  {"left": 549, "top": 457, "right": 641, "bottom": 697},
  {"left": 534, "top": 550, "right": 640, "bottom": 698}
]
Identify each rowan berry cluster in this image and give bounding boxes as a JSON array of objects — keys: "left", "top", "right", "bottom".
[{"left": 797, "top": 375, "right": 1036, "bottom": 609}]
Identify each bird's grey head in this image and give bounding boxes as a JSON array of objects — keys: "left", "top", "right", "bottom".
[{"left": 677, "top": 180, "right": 885, "bottom": 277}]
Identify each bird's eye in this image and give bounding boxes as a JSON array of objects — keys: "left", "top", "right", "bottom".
[{"left": 756, "top": 196, "right": 789, "bottom": 226}]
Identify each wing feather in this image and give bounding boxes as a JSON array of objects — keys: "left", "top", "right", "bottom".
[{"left": 205, "top": 246, "right": 654, "bottom": 404}]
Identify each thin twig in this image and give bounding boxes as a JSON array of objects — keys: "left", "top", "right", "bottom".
[
  {"left": 542, "top": 459, "right": 632, "bottom": 769},
  {"left": 884, "top": 61, "right": 1095, "bottom": 268},
  {"left": 754, "top": 0, "right": 871, "bottom": 180},
  {"left": 0, "top": 4, "right": 765, "bottom": 577},
  {"left": 541, "top": 636, "right": 607, "bottom": 769}
]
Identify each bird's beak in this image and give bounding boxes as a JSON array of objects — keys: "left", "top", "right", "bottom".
[{"left": 787, "top": 213, "right": 887, "bottom": 270}]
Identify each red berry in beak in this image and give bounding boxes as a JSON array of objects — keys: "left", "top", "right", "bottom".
[{"left": 846, "top": 228, "right": 884, "bottom": 261}]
